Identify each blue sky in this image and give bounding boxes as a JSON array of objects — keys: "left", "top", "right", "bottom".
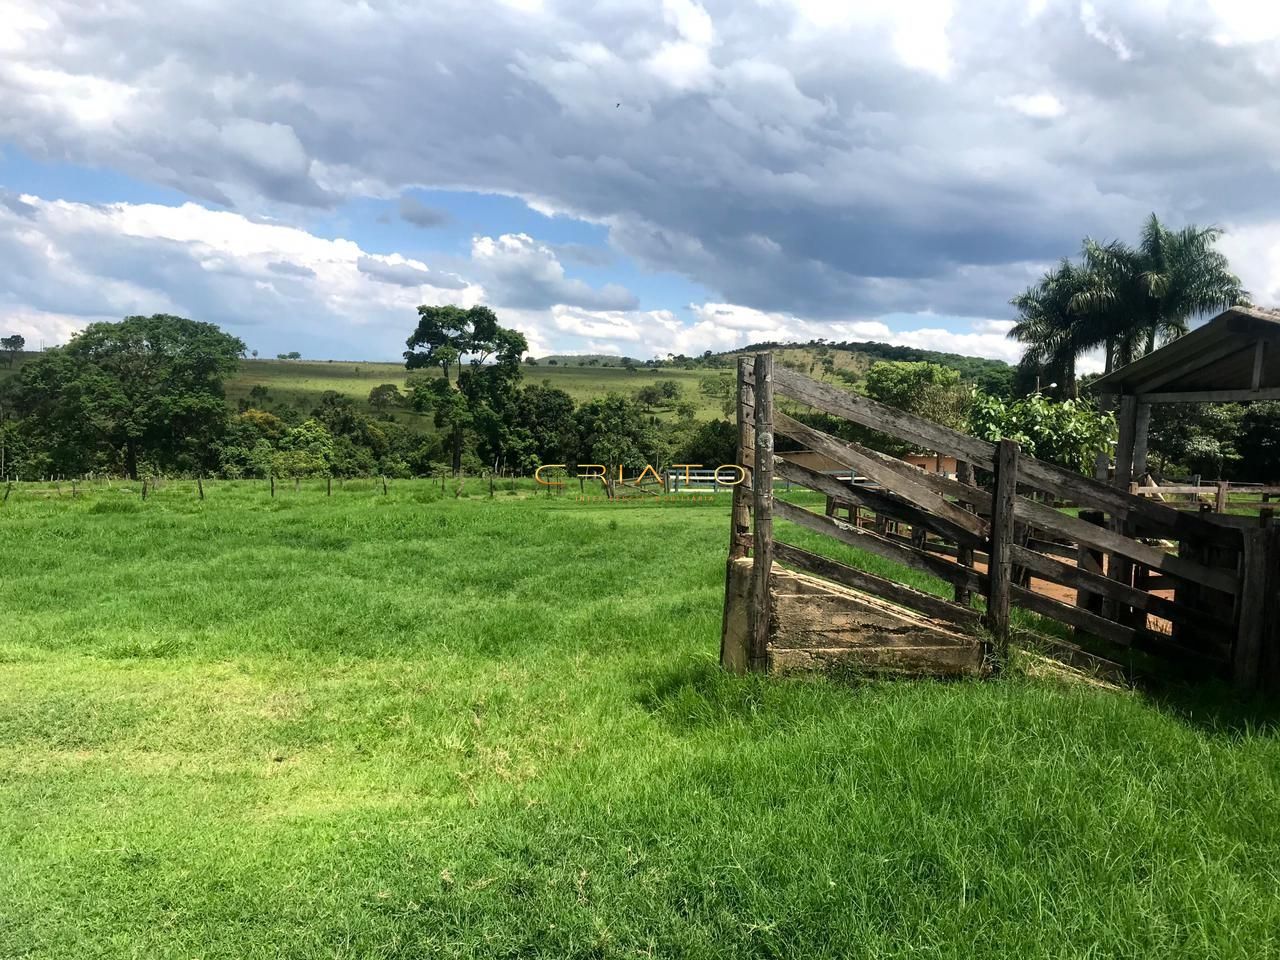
[{"left": 3, "top": 0, "right": 1279, "bottom": 365}]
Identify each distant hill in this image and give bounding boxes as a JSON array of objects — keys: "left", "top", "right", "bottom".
[{"left": 718, "top": 340, "right": 1015, "bottom": 397}]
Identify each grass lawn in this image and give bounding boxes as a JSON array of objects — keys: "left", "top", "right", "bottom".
[{"left": 2, "top": 482, "right": 1278, "bottom": 958}]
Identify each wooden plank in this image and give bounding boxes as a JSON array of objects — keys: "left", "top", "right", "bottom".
[
  {"left": 748, "top": 354, "right": 775, "bottom": 672},
  {"left": 985, "top": 439, "right": 1018, "bottom": 655},
  {"left": 774, "top": 456, "right": 986, "bottom": 549},
  {"left": 773, "top": 410, "right": 989, "bottom": 540},
  {"left": 1011, "top": 585, "right": 1135, "bottom": 647},
  {"left": 721, "top": 357, "right": 755, "bottom": 671},
  {"left": 774, "top": 361, "right": 1238, "bottom": 547},
  {"left": 728, "top": 356, "right": 754, "bottom": 559},
  {"left": 1140, "top": 388, "right": 1280, "bottom": 403},
  {"left": 1010, "top": 543, "right": 1233, "bottom": 643},
  {"left": 1233, "top": 527, "right": 1270, "bottom": 692},
  {"left": 773, "top": 497, "right": 986, "bottom": 594},
  {"left": 772, "top": 364, "right": 997, "bottom": 467},
  {"left": 773, "top": 541, "right": 980, "bottom": 630},
  {"left": 955, "top": 460, "right": 976, "bottom": 607},
  {"left": 1012, "top": 496, "right": 1240, "bottom": 595}
]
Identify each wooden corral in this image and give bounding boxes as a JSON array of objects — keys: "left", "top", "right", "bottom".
[{"left": 721, "top": 352, "right": 1280, "bottom": 692}]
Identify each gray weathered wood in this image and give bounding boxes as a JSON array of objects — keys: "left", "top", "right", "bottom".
[
  {"left": 772, "top": 410, "right": 989, "bottom": 540},
  {"left": 729, "top": 355, "right": 754, "bottom": 559},
  {"left": 772, "top": 362, "right": 1235, "bottom": 547},
  {"left": 773, "top": 541, "right": 980, "bottom": 630},
  {"left": 773, "top": 364, "right": 996, "bottom": 467},
  {"left": 1009, "top": 543, "right": 1232, "bottom": 643},
  {"left": 1012, "top": 495, "right": 1239, "bottom": 595},
  {"left": 955, "top": 460, "right": 976, "bottom": 607},
  {"left": 773, "top": 497, "right": 985, "bottom": 594},
  {"left": 748, "top": 353, "right": 775, "bottom": 672},
  {"left": 985, "top": 439, "right": 1018, "bottom": 655},
  {"left": 721, "top": 356, "right": 756, "bottom": 669},
  {"left": 774, "top": 456, "right": 986, "bottom": 549},
  {"left": 1233, "top": 527, "right": 1270, "bottom": 692},
  {"left": 1139, "top": 387, "right": 1280, "bottom": 403}
]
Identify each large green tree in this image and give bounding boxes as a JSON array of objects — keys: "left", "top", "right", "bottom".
[
  {"left": 9, "top": 314, "right": 244, "bottom": 478},
  {"left": 404, "top": 305, "right": 528, "bottom": 474}
]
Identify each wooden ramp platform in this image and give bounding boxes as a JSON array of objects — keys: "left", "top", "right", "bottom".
[{"left": 722, "top": 557, "right": 986, "bottom": 677}]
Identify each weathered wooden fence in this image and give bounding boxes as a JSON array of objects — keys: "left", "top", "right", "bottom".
[{"left": 722, "top": 354, "right": 1280, "bottom": 692}]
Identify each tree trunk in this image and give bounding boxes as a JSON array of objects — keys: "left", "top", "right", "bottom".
[
  {"left": 125, "top": 441, "right": 139, "bottom": 481},
  {"left": 1103, "top": 337, "right": 1115, "bottom": 376},
  {"left": 1066, "top": 353, "right": 1078, "bottom": 400},
  {"left": 451, "top": 424, "right": 463, "bottom": 476}
]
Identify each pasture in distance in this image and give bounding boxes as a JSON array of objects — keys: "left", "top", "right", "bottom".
[{"left": 2, "top": 480, "right": 1278, "bottom": 957}]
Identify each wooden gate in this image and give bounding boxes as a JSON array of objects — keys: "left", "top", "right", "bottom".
[{"left": 720, "top": 354, "right": 1280, "bottom": 691}]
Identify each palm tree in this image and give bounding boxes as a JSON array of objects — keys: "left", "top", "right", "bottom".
[
  {"left": 1010, "top": 215, "right": 1249, "bottom": 380},
  {"left": 1009, "top": 259, "right": 1092, "bottom": 398},
  {"left": 1072, "top": 215, "right": 1248, "bottom": 372}
]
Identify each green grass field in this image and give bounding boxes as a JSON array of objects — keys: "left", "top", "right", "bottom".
[
  {"left": 2, "top": 483, "right": 1279, "bottom": 958},
  {"left": 224, "top": 358, "right": 728, "bottom": 424}
]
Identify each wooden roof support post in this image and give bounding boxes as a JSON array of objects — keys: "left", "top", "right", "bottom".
[
  {"left": 748, "top": 353, "right": 775, "bottom": 673},
  {"left": 1106, "top": 396, "right": 1139, "bottom": 624},
  {"left": 985, "top": 439, "right": 1018, "bottom": 664}
]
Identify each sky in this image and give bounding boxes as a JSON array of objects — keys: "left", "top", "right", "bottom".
[{"left": 3, "top": 0, "right": 1280, "bottom": 368}]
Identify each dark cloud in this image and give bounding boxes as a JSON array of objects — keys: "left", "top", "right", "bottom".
[
  {"left": 398, "top": 195, "right": 450, "bottom": 228},
  {"left": 3, "top": 0, "right": 1279, "bottom": 324}
]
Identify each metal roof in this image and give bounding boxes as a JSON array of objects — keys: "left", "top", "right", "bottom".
[{"left": 1091, "top": 305, "right": 1280, "bottom": 402}]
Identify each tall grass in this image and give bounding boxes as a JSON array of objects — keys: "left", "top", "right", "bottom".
[{"left": 1, "top": 482, "right": 1277, "bottom": 958}]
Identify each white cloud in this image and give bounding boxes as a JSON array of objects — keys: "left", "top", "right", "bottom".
[
  {"left": 1001, "top": 92, "right": 1065, "bottom": 119},
  {"left": 471, "top": 233, "right": 639, "bottom": 311},
  {"left": 1080, "top": 1, "right": 1134, "bottom": 61},
  {"left": 0, "top": 194, "right": 483, "bottom": 357}
]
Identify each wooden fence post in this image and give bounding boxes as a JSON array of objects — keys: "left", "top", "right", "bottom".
[
  {"left": 1215, "top": 480, "right": 1229, "bottom": 514},
  {"left": 197, "top": 476, "right": 204, "bottom": 500},
  {"left": 748, "top": 353, "right": 775, "bottom": 672},
  {"left": 327, "top": 476, "right": 332, "bottom": 497},
  {"left": 985, "top": 439, "right": 1018, "bottom": 660},
  {"left": 1234, "top": 526, "right": 1270, "bottom": 692},
  {"left": 954, "top": 460, "right": 974, "bottom": 607},
  {"left": 141, "top": 478, "right": 148, "bottom": 501},
  {"left": 728, "top": 355, "right": 755, "bottom": 560}
]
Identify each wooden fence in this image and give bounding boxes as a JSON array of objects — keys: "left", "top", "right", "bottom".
[{"left": 722, "top": 354, "right": 1280, "bottom": 692}]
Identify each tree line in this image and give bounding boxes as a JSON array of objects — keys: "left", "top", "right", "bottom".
[{"left": 0, "top": 309, "right": 736, "bottom": 482}]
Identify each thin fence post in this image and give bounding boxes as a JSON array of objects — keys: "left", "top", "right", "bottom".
[
  {"left": 141, "top": 478, "right": 149, "bottom": 501},
  {"left": 489, "top": 473, "right": 495, "bottom": 498},
  {"left": 748, "top": 353, "right": 775, "bottom": 672},
  {"left": 327, "top": 476, "right": 332, "bottom": 497},
  {"left": 3, "top": 481, "right": 12, "bottom": 503},
  {"left": 382, "top": 476, "right": 388, "bottom": 496},
  {"left": 985, "top": 438, "right": 1018, "bottom": 662},
  {"left": 197, "top": 476, "right": 204, "bottom": 500},
  {"left": 270, "top": 475, "right": 275, "bottom": 498}
]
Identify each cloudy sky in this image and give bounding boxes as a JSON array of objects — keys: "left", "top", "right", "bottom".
[{"left": 2, "top": 0, "right": 1279, "bottom": 365}]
